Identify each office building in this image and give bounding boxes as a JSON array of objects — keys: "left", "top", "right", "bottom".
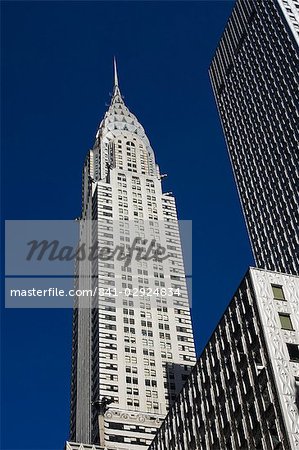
[
  {"left": 209, "top": 0, "right": 299, "bottom": 275},
  {"left": 149, "top": 268, "right": 299, "bottom": 450},
  {"left": 66, "top": 61, "right": 196, "bottom": 450}
]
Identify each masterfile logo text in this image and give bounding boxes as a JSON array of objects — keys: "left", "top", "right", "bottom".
[{"left": 5, "top": 219, "right": 192, "bottom": 308}]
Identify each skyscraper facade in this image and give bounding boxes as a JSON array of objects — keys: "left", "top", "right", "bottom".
[
  {"left": 67, "top": 62, "right": 196, "bottom": 450},
  {"left": 209, "top": 0, "right": 299, "bottom": 275},
  {"left": 149, "top": 268, "right": 299, "bottom": 450}
]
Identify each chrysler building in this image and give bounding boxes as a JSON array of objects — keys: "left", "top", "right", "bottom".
[{"left": 66, "top": 61, "right": 196, "bottom": 450}]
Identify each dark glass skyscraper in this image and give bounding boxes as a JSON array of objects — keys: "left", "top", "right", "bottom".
[{"left": 209, "top": 0, "right": 299, "bottom": 276}]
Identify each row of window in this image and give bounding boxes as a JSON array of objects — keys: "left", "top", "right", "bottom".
[{"left": 271, "top": 284, "right": 299, "bottom": 361}]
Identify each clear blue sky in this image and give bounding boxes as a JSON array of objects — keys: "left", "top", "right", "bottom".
[{"left": 1, "top": 1, "right": 254, "bottom": 449}]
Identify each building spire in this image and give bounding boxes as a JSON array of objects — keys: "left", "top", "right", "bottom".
[
  {"left": 111, "top": 57, "right": 123, "bottom": 104},
  {"left": 113, "top": 56, "right": 119, "bottom": 87}
]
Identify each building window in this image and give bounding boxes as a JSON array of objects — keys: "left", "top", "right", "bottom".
[
  {"left": 271, "top": 284, "right": 286, "bottom": 301},
  {"left": 261, "top": 385, "right": 271, "bottom": 410},
  {"left": 279, "top": 313, "right": 294, "bottom": 331},
  {"left": 269, "top": 422, "right": 280, "bottom": 447},
  {"left": 286, "top": 344, "right": 299, "bottom": 363},
  {"left": 295, "top": 376, "right": 299, "bottom": 410}
]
